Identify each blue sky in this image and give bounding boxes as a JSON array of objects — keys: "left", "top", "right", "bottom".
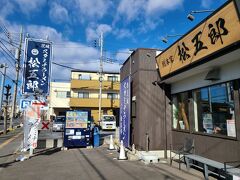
[{"left": 0, "top": 0, "right": 227, "bottom": 83}]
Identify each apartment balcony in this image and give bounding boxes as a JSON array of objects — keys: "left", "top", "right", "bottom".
[
  {"left": 71, "top": 79, "right": 120, "bottom": 91},
  {"left": 70, "top": 98, "right": 120, "bottom": 108}
]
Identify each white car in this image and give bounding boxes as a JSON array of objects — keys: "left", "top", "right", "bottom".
[{"left": 100, "top": 115, "right": 116, "bottom": 130}]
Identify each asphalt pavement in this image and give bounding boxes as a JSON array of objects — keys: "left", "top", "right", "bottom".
[
  {"left": 0, "top": 144, "right": 205, "bottom": 180},
  {"left": 0, "top": 128, "right": 208, "bottom": 180}
]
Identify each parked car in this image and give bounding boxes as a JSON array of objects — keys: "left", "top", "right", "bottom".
[
  {"left": 99, "top": 115, "right": 116, "bottom": 130},
  {"left": 52, "top": 116, "right": 65, "bottom": 131}
]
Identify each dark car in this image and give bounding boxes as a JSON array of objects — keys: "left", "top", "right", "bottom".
[{"left": 52, "top": 116, "right": 65, "bottom": 131}]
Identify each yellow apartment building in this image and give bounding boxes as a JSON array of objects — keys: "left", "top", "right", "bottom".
[{"left": 70, "top": 70, "right": 120, "bottom": 124}]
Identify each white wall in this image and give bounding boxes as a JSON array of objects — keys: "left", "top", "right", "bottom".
[
  {"left": 171, "top": 58, "right": 240, "bottom": 94},
  {"left": 48, "top": 82, "right": 70, "bottom": 116}
]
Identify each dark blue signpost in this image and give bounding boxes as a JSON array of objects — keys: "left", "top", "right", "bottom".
[
  {"left": 22, "top": 39, "right": 51, "bottom": 95},
  {"left": 120, "top": 76, "right": 131, "bottom": 148}
]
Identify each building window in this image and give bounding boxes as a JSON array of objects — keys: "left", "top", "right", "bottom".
[
  {"left": 78, "top": 92, "right": 89, "bottom": 98},
  {"left": 193, "top": 82, "right": 236, "bottom": 137},
  {"left": 107, "top": 93, "right": 118, "bottom": 99},
  {"left": 108, "top": 76, "right": 118, "bottom": 82},
  {"left": 172, "top": 92, "right": 189, "bottom": 131},
  {"left": 79, "top": 74, "right": 91, "bottom": 80},
  {"left": 56, "top": 91, "right": 70, "bottom": 98}
]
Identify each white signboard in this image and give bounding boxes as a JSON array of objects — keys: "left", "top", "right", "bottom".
[
  {"left": 227, "top": 119, "right": 236, "bottom": 137},
  {"left": 23, "top": 104, "right": 41, "bottom": 150}
]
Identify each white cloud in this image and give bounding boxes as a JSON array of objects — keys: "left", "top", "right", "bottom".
[
  {"left": 49, "top": 2, "right": 69, "bottom": 24},
  {"left": 25, "top": 25, "right": 64, "bottom": 42},
  {"left": 116, "top": 0, "right": 183, "bottom": 22},
  {"left": 113, "top": 29, "right": 132, "bottom": 39},
  {"left": 115, "top": 0, "right": 183, "bottom": 34},
  {"left": 86, "top": 24, "right": 112, "bottom": 42},
  {"left": 117, "top": 0, "right": 145, "bottom": 22},
  {"left": 115, "top": 49, "right": 132, "bottom": 62},
  {"left": 138, "top": 18, "right": 164, "bottom": 33},
  {"left": 201, "top": 0, "right": 213, "bottom": 9},
  {"left": 145, "top": 0, "right": 184, "bottom": 15},
  {"left": 13, "top": 0, "right": 47, "bottom": 15},
  {"left": 0, "top": 1, "right": 15, "bottom": 19},
  {"left": 0, "top": 19, "right": 119, "bottom": 80},
  {"left": 74, "top": 0, "right": 111, "bottom": 21}
]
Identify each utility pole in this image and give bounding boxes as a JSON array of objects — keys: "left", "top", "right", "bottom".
[
  {"left": 98, "top": 32, "right": 103, "bottom": 123},
  {"left": 4, "top": 85, "right": 11, "bottom": 134},
  {"left": 0, "top": 63, "right": 7, "bottom": 119},
  {"left": 10, "top": 26, "right": 23, "bottom": 129}
]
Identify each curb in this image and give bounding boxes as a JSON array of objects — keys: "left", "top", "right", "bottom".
[{"left": 37, "top": 138, "right": 63, "bottom": 149}]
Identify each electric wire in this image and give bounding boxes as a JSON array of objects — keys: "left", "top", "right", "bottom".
[
  {"left": 0, "top": 50, "right": 15, "bottom": 68},
  {"left": 0, "top": 70, "right": 15, "bottom": 82},
  {"left": 0, "top": 40, "right": 15, "bottom": 58},
  {"left": 0, "top": 37, "right": 19, "bottom": 48}
]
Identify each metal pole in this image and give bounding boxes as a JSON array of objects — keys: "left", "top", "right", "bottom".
[
  {"left": 98, "top": 32, "right": 103, "bottom": 123},
  {"left": 10, "top": 26, "right": 23, "bottom": 129},
  {"left": 0, "top": 63, "right": 7, "bottom": 118},
  {"left": 3, "top": 104, "right": 7, "bottom": 134}
]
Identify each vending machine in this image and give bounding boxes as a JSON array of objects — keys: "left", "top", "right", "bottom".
[{"left": 64, "top": 110, "right": 92, "bottom": 148}]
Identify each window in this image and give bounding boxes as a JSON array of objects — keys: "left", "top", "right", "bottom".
[
  {"left": 56, "top": 91, "right": 70, "bottom": 98},
  {"left": 172, "top": 92, "right": 189, "bottom": 131},
  {"left": 79, "top": 74, "right": 91, "bottom": 80},
  {"left": 78, "top": 92, "right": 89, "bottom": 98},
  {"left": 107, "top": 93, "right": 118, "bottom": 99},
  {"left": 108, "top": 76, "right": 118, "bottom": 82},
  {"left": 193, "top": 82, "right": 236, "bottom": 137}
]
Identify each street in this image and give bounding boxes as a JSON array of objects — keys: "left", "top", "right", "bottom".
[{"left": 0, "top": 128, "right": 206, "bottom": 180}]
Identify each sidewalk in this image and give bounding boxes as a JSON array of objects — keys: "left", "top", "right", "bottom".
[{"left": 0, "top": 142, "right": 208, "bottom": 180}]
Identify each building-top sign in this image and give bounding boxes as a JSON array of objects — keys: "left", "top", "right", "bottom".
[
  {"left": 22, "top": 38, "right": 52, "bottom": 94},
  {"left": 156, "top": 1, "right": 240, "bottom": 78}
]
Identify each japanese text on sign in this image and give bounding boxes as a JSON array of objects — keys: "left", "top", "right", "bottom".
[
  {"left": 156, "top": 1, "right": 240, "bottom": 78},
  {"left": 23, "top": 39, "right": 51, "bottom": 94},
  {"left": 120, "top": 76, "right": 130, "bottom": 148}
]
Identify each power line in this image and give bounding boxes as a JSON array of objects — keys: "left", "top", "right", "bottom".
[
  {"left": 55, "top": 60, "right": 99, "bottom": 64},
  {"left": 52, "top": 62, "right": 78, "bottom": 70},
  {"left": 0, "top": 37, "right": 19, "bottom": 48},
  {"left": 0, "top": 50, "right": 15, "bottom": 68},
  {"left": 0, "top": 40, "right": 15, "bottom": 58},
  {"left": 0, "top": 70, "right": 15, "bottom": 82}
]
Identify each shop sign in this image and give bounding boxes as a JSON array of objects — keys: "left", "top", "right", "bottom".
[
  {"left": 22, "top": 38, "right": 52, "bottom": 94},
  {"left": 156, "top": 1, "right": 240, "bottom": 78},
  {"left": 120, "top": 76, "right": 130, "bottom": 147}
]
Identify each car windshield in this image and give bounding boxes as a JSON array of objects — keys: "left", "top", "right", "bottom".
[
  {"left": 102, "top": 116, "right": 115, "bottom": 122},
  {"left": 55, "top": 116, "right": 65, "bottom": 123}
]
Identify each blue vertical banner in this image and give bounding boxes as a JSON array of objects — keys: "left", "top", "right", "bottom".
[
  {"left": 120, "top": 76, "right": 131, "bottom": 148},
  {"left": 22, "top": 38, "right": 52, "bottom": 94}
]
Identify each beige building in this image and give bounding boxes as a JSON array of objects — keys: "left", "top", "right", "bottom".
[
  {"left": 70, "top": 70, "right": 120, "bottom": 124},
  {"left": 48, "top": 82, "right": 71, "bottom": 118}
]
